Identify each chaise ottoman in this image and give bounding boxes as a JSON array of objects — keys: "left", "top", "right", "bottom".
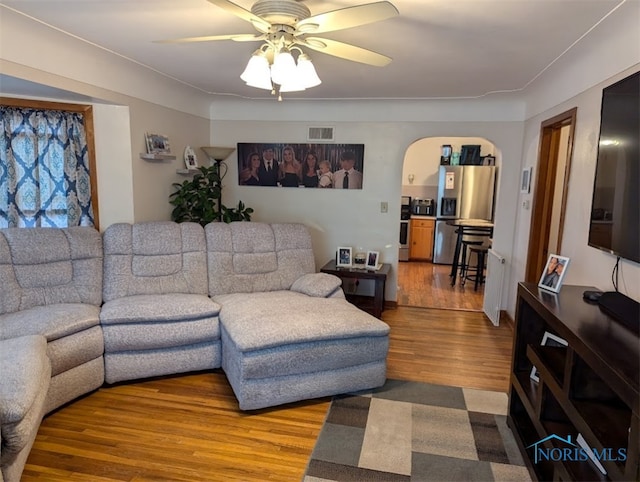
[{"left": 215, "top": 290, "right": 390, "bottom": 410}]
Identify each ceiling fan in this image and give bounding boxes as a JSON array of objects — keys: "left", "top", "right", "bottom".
[
  {"left": 160, "top": 0, "right": 399, "bottom": 66},
  {"left": 158, "top": 0, "right": 399, "bottom": 95}
]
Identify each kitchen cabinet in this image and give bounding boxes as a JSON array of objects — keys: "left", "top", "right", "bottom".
[
  {"left": 509, "top": 282, "right": 639, "bottom": 481},
  {"left": 410, "top": 218, "right": 434, "bottom": 260}
]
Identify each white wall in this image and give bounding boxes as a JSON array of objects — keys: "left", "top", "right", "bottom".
[
  {"left": 2, "top": 85, "right": 212, "bottom": 223},
  {"left": 0, "top": 7, "right": 211, "bottom": 118},
  {"left": 211, "top": 114, "right": 524, "bottom": 303},
  {"left": 510, "top": 65, "right": 640, "bottom": 312},
  {"left": 509, "top": 0, "right": 640, "bottom": 314},
  {"left": 2, "top": 0, "right": 638, "bottom": 315},
  {"left": 402, "top": 137, "right": 496, "bottom": 186},
  {"left": 1, "top": 6, "right": 213, "bottom": 225},
  {"left": 1, "top": 73, "right": 212, "bottom": 226},
  {"left": 92, "top": 104, "right": 135, "bottom": 226},
  {"left": 125, "top": 98, "right": 211, "bottom": 222}
]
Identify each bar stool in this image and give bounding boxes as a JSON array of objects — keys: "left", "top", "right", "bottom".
[
  {"left": 458, "top": 229, "right": 490, "bottom": 285},
  {"left": 465, "top": 244, "right": 490, "bottom": 291}
]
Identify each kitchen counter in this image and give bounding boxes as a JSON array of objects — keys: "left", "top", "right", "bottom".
[{"left": 411, "top": 215, "right": 437, "bottom": 220}]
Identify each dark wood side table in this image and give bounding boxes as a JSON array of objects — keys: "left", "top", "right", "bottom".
[{"left": 320, "top": 260, "right": 390, "bottom": 318}]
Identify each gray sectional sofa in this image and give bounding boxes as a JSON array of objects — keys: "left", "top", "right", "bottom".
[
  {"left": 101, "top": 222, "right": 221, "bottom": 383},
  {"left": 0, "top": 221, "right": 389, "bottom": 482}
]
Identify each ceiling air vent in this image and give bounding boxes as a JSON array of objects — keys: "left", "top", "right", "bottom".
[{"left": 308, "top": 126, "right": 334, "bottom": 141}]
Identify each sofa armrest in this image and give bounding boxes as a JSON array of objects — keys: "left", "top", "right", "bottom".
[{"left": 290, "top": 273, "right": 343, "bottom": 298}]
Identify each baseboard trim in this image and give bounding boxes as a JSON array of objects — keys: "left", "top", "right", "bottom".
[{"left": 500, "top": 310, "right": 515, "bottom": 330}]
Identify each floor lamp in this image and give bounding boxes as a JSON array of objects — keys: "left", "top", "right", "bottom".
[{"left": 200, "top": 146, "right": 236, "bottom": 222}]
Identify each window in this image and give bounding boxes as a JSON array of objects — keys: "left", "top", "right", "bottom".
[{"left": 0, "top": 98, "right": 99, "bottom": 229}]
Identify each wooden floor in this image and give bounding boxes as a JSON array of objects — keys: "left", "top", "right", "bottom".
[
  {"left": 23, "top": 306, "right": 514, "bottom": 482},
  {"left": 397, "top": 261, "right": 485, "bottom": 311}
]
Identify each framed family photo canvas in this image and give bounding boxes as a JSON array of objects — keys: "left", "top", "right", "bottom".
[
  {"left": 236, "top": 143, "right": 365, "bottom": 189},
  {"left": 538, "top": 254, "right": 570, "bottom": 293},
  {"left": 337, "top": 247, "right": 352, "bottom": 267}
]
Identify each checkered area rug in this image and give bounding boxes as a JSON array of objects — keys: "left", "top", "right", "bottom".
[{"left": 303, "top": 379, "right": 531, "bottom": 482}]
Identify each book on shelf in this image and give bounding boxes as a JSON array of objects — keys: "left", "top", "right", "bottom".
[{"left": 576, "top": 433, "right": 607, "bottom": 476}]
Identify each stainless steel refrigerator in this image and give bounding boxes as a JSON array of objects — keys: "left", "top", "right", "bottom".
[{"left": 433, "top": 165, "right": 496, "bottom": 264}]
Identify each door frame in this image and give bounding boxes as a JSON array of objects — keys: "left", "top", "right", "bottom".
[{"left": 524, "top": 107, "right": 577, "bottom": 282}]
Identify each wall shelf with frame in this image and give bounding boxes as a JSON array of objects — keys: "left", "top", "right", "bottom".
[
  {"left": 140, "top": 153, "right": 176, "bottom": 161},
  {"left": 176, "top": 168, "right": 199, "bottom": 175}
]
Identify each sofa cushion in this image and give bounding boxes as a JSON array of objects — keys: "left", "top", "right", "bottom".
[
  {"left": 206, "top": 223, "right": 316, "bottom": 296},
  {"left": 102, "top": 316, "right": 219, "bottom": 352},
  {"left": 47, "top": 326, "right": 104, "bottom": 376},
  {"left": 102, "top": 222, "right": 208, "bottom": 301},
  {"left": 214, "top": 291, "right": 389, "bottom": 352},
  {"left": 0, "top": 303, "right": 101, "bottom": 342},
  {"left": 0, "top": 335, "right": 50, "bottom": 457},
  {"left": 100, "top": 294, "right": 220, "bottom": 352},
  {"left": 290, "top": 273, "right": 343, "bottom": 298},
  {"left": 100, "top": 294, "right": 220, "bottom": 325},
  {"left": 0, "top": 227, "right": 103, "bottom": 315},
  {"left": 221, "top": 326, "right": 388, "bottom": 381},
  {"left": 0, "top": 336, "right": 49, "bottom": 424}
]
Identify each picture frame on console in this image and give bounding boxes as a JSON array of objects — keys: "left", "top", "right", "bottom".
[
  {"left": 538, "top": 254, "right": 570, "bottom": 293},
  {"left": 337, "top": 247, "right": 352, "bottom": 267},
  {"left": 530, "top": 331, "right": 568, "bottom": 382}
]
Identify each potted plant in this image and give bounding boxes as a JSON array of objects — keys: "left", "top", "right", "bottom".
[{"left": 169, "top": 164, "right": 253, "bottom": 225}]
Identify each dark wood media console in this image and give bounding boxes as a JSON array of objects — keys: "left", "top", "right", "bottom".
[{"left": 509, "top": 282, "right": 639, "bottom": 481}]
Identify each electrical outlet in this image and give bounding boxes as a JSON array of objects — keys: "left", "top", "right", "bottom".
[{"left": 380, "top": 201, "right": 388, "bottom": 213}]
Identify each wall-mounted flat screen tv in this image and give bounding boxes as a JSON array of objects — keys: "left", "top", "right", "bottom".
[{"left": 588, "top": 71, "right": 639, "bottom": 264}]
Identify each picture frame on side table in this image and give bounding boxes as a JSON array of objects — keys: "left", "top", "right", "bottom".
[
  {"left": 366, "top": 251, "right": 380, "bottom": 270},
  {"left": 538, "top": 254, "right": 570, "bottom": 293},
  {"left": 530, "top": 331, "right": 569, "bottom": 382},
  {"left": 337, "top": 247, "right": 353, "bottom": 267}
]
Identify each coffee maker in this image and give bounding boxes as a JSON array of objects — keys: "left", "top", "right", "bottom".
[{"left": 412, "top": 198, "right": 435, "bottom": 216}]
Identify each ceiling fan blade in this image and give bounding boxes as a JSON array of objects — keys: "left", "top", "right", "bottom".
[
  {"left": 295, "top": 1, "right": 398, "bottom": 35},
  {"left": 155, "top": 34, "right": 264, "bottom": 44},
  {"left": 207, "top": 0, "right": 271, "bottom": 33},
  {"left": 300, "top": 37, "right": 392, "bottom": 67}
]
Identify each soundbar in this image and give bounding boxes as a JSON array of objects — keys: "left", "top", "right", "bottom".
[{"left": 598, "top": 291, "right": 639, "bottom": 335}]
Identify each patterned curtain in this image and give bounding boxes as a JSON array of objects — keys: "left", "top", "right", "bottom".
[{"left": 0, "top": 106, "right": 95, "bottom": 228}]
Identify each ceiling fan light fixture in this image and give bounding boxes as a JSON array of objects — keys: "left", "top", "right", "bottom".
[
  {"left": 241, "top": 50, "right": 273, "bottom": 90},
  {"left": 245, "top": 76, "right": 274, "bottom": 90},
  {"left": 296, "top": 53, "right": 321, "bottom": 88},
  {"left": 271, "top": 49, "right": 296, "bottom": 85},
  {"left": 304, "top": 38, "right": 327, "bottom": 49},
  {"left": 279, "top": 82, "right": 306, "bottom": 93},
  {"left": 297, "top": 22, "right": 319, "bottom": 33}
]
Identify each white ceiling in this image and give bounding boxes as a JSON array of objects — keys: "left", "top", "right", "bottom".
[{"left": 0, "top": 0, "right": 627, "bottom": 101}]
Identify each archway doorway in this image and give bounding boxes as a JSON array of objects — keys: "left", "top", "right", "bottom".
[{"left": 397, "top": 136, "right": 498, "bottom": 311}]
